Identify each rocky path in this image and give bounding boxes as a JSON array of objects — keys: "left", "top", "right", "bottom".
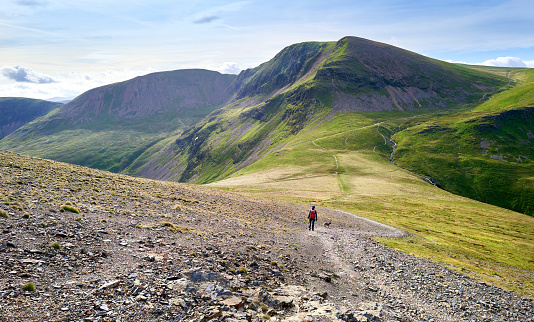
[{"left": 301, "top": 208, "right": 534, "bottom": 321}]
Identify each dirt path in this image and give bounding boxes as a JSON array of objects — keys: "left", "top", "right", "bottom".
[{"left": 298, "top": 208, "right": 533, "bottom": 321}]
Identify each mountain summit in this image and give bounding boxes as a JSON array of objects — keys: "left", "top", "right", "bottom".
[{"left": 139, "top": 36, "right": 504, "bottom": 182}]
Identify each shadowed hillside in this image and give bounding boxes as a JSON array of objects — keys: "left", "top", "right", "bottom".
[
  {"left": 0, "top": 97, "right": 61, "bottom": 140},
  {"left": 0, "top": 70, "right": 236, "bottom": 172}
]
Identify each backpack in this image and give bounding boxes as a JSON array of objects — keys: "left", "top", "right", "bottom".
[{"left": 309, "top": 209, "right": 316, "bottom": 219}]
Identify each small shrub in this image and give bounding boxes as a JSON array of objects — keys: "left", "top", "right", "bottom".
[
  {"left": 270, "top": 261, "right": 278, "bottom": 267},
  {"left": 60, "top": 205, "right": 80, "bottom": 214},
  {"left": 22, "top": 282, "right": 36, "bottom": 292},
  {"left": 0, "top": 209, "right": 9, "bottom": 218},
  {"left": 22, "top": 213, "right": 30, "bottom": 219},
  {"left": 238, "top": 266, "right": 248, "bottom": 274},
  {"left": 51, "top": 242, "right": 61, "bottom": 250}
]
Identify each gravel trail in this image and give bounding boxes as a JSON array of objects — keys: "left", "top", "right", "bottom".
[{"left": 302, "top": 208, "right": 534, "bottom": 321}]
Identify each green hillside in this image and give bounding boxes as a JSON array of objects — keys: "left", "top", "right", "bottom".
[
  {"left": 0, "top": 69, "right": 236, "bottom": 172},
  {"left": 393, "top": 68, "right": 534, "bottom": 215},
  {"left": 0, "top": 97, "right": 61, "bottom": 139},
  {"left": 138, "top": 36, "right": 506, "bottom": 183}
]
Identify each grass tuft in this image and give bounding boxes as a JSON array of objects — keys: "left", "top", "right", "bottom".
[
  {"left": 22, "top": 282, "right": 36, "bottom": 292},
  {"left": 60, "top": 204, "right": 80, "bottom": 214}
]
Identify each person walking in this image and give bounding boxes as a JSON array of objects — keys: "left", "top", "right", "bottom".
[{"left": 308, "top": 206, "right": 317, "bottom": 231}]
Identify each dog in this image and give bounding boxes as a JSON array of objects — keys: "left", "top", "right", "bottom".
[{"left": 324, "top": 221, "right": 331, "bottom": 228}]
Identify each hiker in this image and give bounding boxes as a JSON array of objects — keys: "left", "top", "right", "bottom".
[{"left": 308, "top": 206, "right": 317, "bottom": 231}]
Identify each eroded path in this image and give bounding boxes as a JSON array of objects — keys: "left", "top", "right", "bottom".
[{"left": 298, "top": 207, "right": 534, "bottom": 321}]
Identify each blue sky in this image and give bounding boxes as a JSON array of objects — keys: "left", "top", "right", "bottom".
[{"left": 1, "top": 0, "right": 533, "bottom": 100}]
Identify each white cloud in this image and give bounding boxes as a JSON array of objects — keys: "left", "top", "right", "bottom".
[
  {"left": 1, "top": 65, "right": 56, "bottom": 83},
  {"left": 481, "top": 56, "right": 528, "bottom": 68},
  {"left": 216, "top": 62, "right": 242, "bottom": 74},
  {"left": 444, "top": 57, "right": 534, "bottom": 68},
  {"left": 194, "top": 14, "right": 220, "bottom": 24},
  {"left": 0, "top": 66, "right": 156, "bottom": 100},
  {"left": 444, "top": 59, "right": 471, "bottom": 65}
]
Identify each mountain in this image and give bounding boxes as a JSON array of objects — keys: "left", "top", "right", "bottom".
[
  {"left": 0, "top": 69, "right": 236, "bottom": 172},
  {"left": 0, "top": 97, "right": 61, "bottom": 140},
  {"left": 137, "top": 36, "right": 506, "bottom": 183},
  {"left": 4, "top": 36, "right": 532, "bottom": 217}
]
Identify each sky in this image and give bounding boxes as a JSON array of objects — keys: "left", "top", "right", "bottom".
[{"left": 1, "top": 0, "right": 533, "bottom": 101}]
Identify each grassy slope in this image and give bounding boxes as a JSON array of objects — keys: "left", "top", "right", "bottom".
[
  {"left": 207, "top": 70, "right": 534, "bottom": 299},
  {"left": 393, "top": 68, "right": 534, "bottom": 215},
  {"left": 0, "top": 98, "right": 61, "bottom": 139},
  {"left": 158, "top": 37, "right": 506, "bottom": 184}
]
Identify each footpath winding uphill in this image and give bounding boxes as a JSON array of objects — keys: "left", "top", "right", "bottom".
[{"left": 0, "top": 151, "right": 533, "bottom": 321}]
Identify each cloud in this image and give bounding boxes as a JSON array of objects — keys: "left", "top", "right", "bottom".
[
  {"left": 444, "top": 59, "right": 470, "bottom": 65},
  {"left": 80, "top": 51, "right": 122, "bottom": 64},
  {"left": 0, "top": 68, "right": 156, "bottom": 100},
  {"left": 481, "top": 57, "right": 529, "bottom": 68},
  {"left": 15, "top": 0, "right": 47, "bottom": 6},
  {"left": 1, "top": 65, "right": 56, "bottom": 83},
  {"left": 217, "top": 62, "right": 242, "bottom": 74},
  {"left": 194, "top": 14, "right": 220, "bottom": 24},
  {"left": 446, "top": 57, "right": 534, "bottom": 68}
]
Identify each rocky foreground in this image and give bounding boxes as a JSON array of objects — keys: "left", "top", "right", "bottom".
[{"left": 0, "top": 150, "right": 533, "bottom": 321}]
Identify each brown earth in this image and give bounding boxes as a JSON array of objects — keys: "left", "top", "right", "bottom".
[{"left": 0, "top": 150, "right": 532, "bottom": 321}]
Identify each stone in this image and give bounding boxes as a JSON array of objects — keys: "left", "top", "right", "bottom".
[
  {"left": 200, "top": 308, "right": 222, "bottom": 321},
  {"left": 268, "top": 295, "right": 295, "bottom": 309},
  {"left": 99, "top": 280, "right": 120, "bottom": 290},
  {"left": 187, "top": 269, "right": 217, "bottom": 282},
  {"left": 135, "top": 295, "right": 148, "bottom": 302},
  {"left": 222, "top": 296, "right": 244, "bottom": 309}
]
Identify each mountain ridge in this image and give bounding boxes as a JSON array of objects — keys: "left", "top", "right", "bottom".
[
  {"left": 140, "top": 36, "right": 506, "bottom": 183},
  {"left": 3, "top": 36, "right": 532, "bottom": 218},
  {"left": 0, "top": 69, "right": 236, "bottom": 172},
  {"left": 0, "top": 97, "right": 61, "bottom": 140}
]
